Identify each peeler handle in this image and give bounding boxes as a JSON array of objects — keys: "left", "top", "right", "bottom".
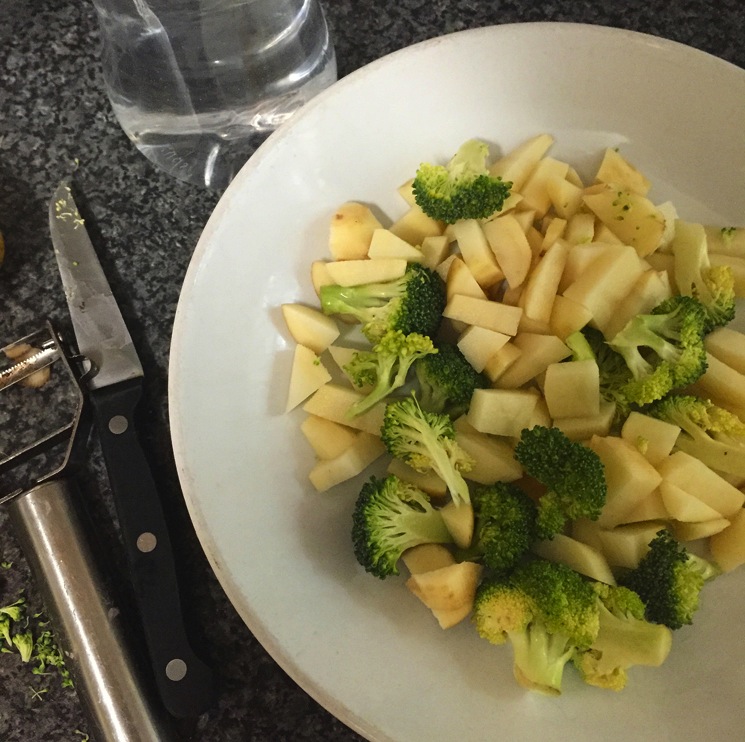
[
  {"left": 9, "top": 479, "right": 175, "bottom": 742},
  {"left": 90, "top": 378, "right": 214, "bottom": 719}
]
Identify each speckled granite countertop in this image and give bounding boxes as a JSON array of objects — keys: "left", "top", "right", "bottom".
[{"left": 0, "top": 1, "right": 743, "bottom": 740}]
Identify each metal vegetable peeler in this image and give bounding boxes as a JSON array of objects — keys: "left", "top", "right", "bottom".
[{"left": 0, "top": 322, "right": 175, "bottom": 742}]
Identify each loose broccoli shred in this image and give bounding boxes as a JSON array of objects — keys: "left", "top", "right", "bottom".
[
  {"left": 351, "top": 475, "right": 453, "bottom": 578},
  {"left": 381, "top": 395, "right": 474, "bottom": 507},
  {"left": 620, "top": 529, "right": 719, "bottom": 630},
  {"left": 573, "top": 583, "right": 673, "bottom": 691},
  {"left": 513, "top": 426, "right": 607, "bottom": 540},
  {"left": 344, "top": 330, "right": 437, "bottom": 417},
  {"left": 607, "top": 295, "right": 708, "bottom": 407},
  {"left": 463, "top": 483, "right": 538, "bottom": 574},
  {"left": 414, "top": 342, "right": 488, "bottom": 418},
  {"left": 473, "top": 559, "right": 600, "bottom": 695},
  {"left": 412, "top": 139, "right": 512, "bottom": 224},
  {"left": 319, "top": 262, "right": 446, "bottom": 342}
]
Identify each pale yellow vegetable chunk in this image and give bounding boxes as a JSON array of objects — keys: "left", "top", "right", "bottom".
[
  {"left": 387, "top": 458, "right": 448, "bottom": 499},
  {"left": 488, "top": 133, "right": 555, "bottom": 191},
  {"left": 552, "top": 400, "right": 616, "bottom": 442},
  {"left": 703, "top": 224, "right": 745, "bottom": 257},
  {"left": 596, "top": 522, "right": 665, "bottom": 570},
  {"left": 456, "top": 325, "right": 510, "bottom": 372},
  {"left": 481, "top": 214, "right": 533, "bottom": 288},
  {"left": 705, "top": 327, "right": 745, "bottom": 374},
  {"left": 308, "top": 433, "right": 386, "bottom": 493},
  {"left": 406, "top": 561, "right": 482, "bottom": 612},
  {"left": 367, "top": 228, "right": 425, "bottom": 262},
  {"left": 656, "top": 451, "right": 745, "bottom": 518},
  {"left": 587, "top": 435, "right": 663, "bottom": 528},
  {"left": 300, "top": 415, "right": 359, "bottom": 460},
  {"left": 594, "top": 148, "right": 651, "bottom": 196},
  {"left": 482, "top": 342, "right": 522, "bottom": 383},
  {"left": 543, "top": 359, "right": 600, "bottom": 419},
  {"left": 286, "top": 345, "right": 332, "bottom": 412},
  {"left": 620, "top": 412, "right": 681, "bottom": 467},
  {"left": 494, "top": 333, "right": 571, "bottom": 389},
  {"left": 448, "top": 219, "right": 504, "bottom": 289},
  {"left": 467, "top": 388, "right": 539, "bottom": 438},
  {"left": 402, "top": 544, "right": 456, "bottom": 574},
  {"left": 533, "top": 533, "right": 616, "bottom": 585},
  {"left": 582, "top": 184, "right": 666, "bottom": 257},
  {"left": 671, "top": 519, "right": 730, "bottom": 542},
  {"left": 689, "top": 353, "right": 745, "bottom": 418},
  {"left": 601, "top": 269, "right": 672, "bottom": 340},
  {"left": 389, "top": 205, "right": 444, "bottom": 246},
  {"left": 446, "top": 257, "right": 488, "bottom": 301},
  {"left": 302, "top": 383, "right": 385, "bottom": 435},
  {"left": 329, "top": 202, "right": 383, "bottom": 260},
  {"left": 324, "top": 258, "right": 407, "bottom": 286},
  {"left": 659, "top": 481, "right": 724, "bottom": 522},
  {"left": 709, "top": 509, "right": 745, "bottom": 572},
  {"left": 546, "top": 176, "right": 584, "bottom": 220},
  {"left": 420, "top": 235, "right": 451, "bottom": 269},
  {"left": 519, "top": 157, "right": 570, "bottom": 218},
  {"left": 549, "top": 294, "right": 594, "bottom": 340},
  {"left": 454, "top": 429, "right": 523, "bottom": 483},
  {"left": 442, "top": 294, "right": 522, "bottom": 335},
  {"left": 440, "top": 501, "right": 474, "bottom": 549},
  {"left": 520, "top": 238, "right": 571, "bottom": 324},
  {"left": 282, "top": 303, "right": 340, "bottom": 354}
]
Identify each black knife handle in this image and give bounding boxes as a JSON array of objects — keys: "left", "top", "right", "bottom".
[{"left": 90, "top": 379, "right": 214, "bottom": 719}]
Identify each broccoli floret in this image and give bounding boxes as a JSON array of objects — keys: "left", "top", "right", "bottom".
[
  {"left": 344, "top": 330, "right": 437, "bottom": 417},
  {"left": 672, "top": 220, "right": 736, "bottom": 331},
  {"left": 646, "top": 394, "right": 745, "bottom": 477},
  {"left": 412, "top": 139, "right": 512, "bottom": 224},
  {"left": 463, "top": 483, "right": 538, "bottom": 573},
  {"left": 12, "top": 631, "right": 34, "bottom": 662},
  {"left": 414, "top": 342, "right": 488, "bottom": 417},
  {"left": 607, "top": 295, "right": 708, "bottom": 406},
  {"left": 320, "top": 262, "right": 446, "bottom": 342},
  {"left": 620, "top": 529, "right": 719, "bottom": 630},
  {"left": 573, "top": 583, "right": 673, "bottom": 691},
  {"left": 473, "top": 559, "right": 599, "bottom": 695},
  {"left": 351, "top": 475, "right": 453, "bottom": 578},
  {"left": 513, "top": 426, "right": 607, "bottom": 540},
  {"left": 381, "top": 395, "right": 474, "bottom": 507}
]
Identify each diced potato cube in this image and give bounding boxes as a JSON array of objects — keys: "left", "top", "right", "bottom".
[
  {"left": 455, "top": 429, "right": 523, "bottom": 483},
  {"left": 601, "top": 269, "right": 672, "bottom": 340},
  {"left": 543, "top": 359, "right": 600, "bottom": 419},
  {"left": 302, "top": 383, "right": 385, "bottom": 435},
  {"left": 308, "top": 433, "right": 386, "bottom": 492},
  {"left": 564, "top": 212, "right": 596, "bottom": 245},
  {"left": 689, "top": 353, "right": 745, "bottom": 417},
  {"left": 481, "top": 214, "right": 533, "bottom": 288},
  {"left": 387, "top": 458, "right": 448, "bottom": 499},
  {"left": 300, "top": 415, "right": 359, "bottom": 459},
  {"left": 446, "top": 257, "right": 488, "bottom": 301},
  {"left": 705, "top": 327, "right": 745, "bottom": 374},
  {"left": 420, "top": 234, "right": 451, "bottom": 269},
  {"left": 583, "top": 184, "right": 666, "bottom": 257},
  {"left": 562, "top": 244, "right": 645, "bottom": 334},
  {"left": 389, "top": 205, "right": 444, "bottom": 245},
  {"left": 442, "top": 295, "right": 522, "bottom": 336},
  {"left": 457, "top": 325, "right": 510, "bottom": 372},
  {"left": 467, "top": 388, "right": 539, "bottom": 438},
  {"left": 553, "top": 400, "right": 615, "bottom": 442},
  {"left": 546, "top": 176, "right": 584, "bottom": 220},
  {"left": 488, "top": 133, "right": 555, "bottom": 191},
  {"left": 406, "top": 561, "right": 483, "bottom": 612},
  {"left": 329, "top": 202, "right": 383, "bottom": 260},
  {"left": 367, "top": 228, "right": 425, "bottom": 262},
  {"left": 703, "top": 224, "right": 745, "bottom": 257},
  {"left": 594, "top": 148, "right": 651, "bottom": 196},
  {"left": 671, "top": 518, "right": 731, "bottom": 542},
  {"left": 596, "top": 522, "right": 664, "bottom": 570},
  {"left": 520, "top": 238, "right": 571, "bottom": 324},
  {"left": 708, "top": 509, "right": 745, "bottom": 572},
  {"left": 587, "top": 435, "right": 663, "bottom": 528},
  {"left": 618, "top": 487, "right": 669, "bottom": 524},
  {"left": 659, "top": 481, "right": 724, "bottom": 522},
  {"left": 311, "top": 260, "right": 334, "bottom": 297},
  {"left": 324, "top": 258, "right": 407, "bottom": 286},
  {"left": 519, "top": 157, "right": 570, "bottom": 218},
  {"left": 282, "top": 303, "right": 340, "bottom": 354},
  {"left": 656, "top": 451, "right": 745, "bottom": 518},
  {"left": 483, "top": 342, "right": 522, "bottom": 383},
  {"left": 448, "top": 219, "right": 504, "bottom": 288},
  {"left": 494, "top": 333, "right": 570, "bottom": 389},
  {"left": 533, "top": 533, "right": 616, "bottom": 584},
  {"left": 440, "top": 501, "right": 474, "bottom": 549},
  {"left": 620, "top": 412, "right": 681, "bottom": 467},
  {"left": 402, "top": 543, "right": 456, "bottom": 574},
  {"left": 549, "top": 294, "right": 593, "bottom": 340},
  {"left": 286, "top": 345, "right": 332, "bottom": 412}
]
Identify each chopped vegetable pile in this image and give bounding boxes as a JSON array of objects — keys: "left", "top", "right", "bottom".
[{"left": 281, "top": 133, "right": 745, "bottom": 695}]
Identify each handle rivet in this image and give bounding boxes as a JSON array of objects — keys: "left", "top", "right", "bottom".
[
  {"left": 136, "top": 532, "right": 157, "bottom": 553},
  {"left": 166, "top": 658, "right": 188, "bottom": 682},
  {"left": 108, "top": 415, "right": 129, "bottom": 435}
]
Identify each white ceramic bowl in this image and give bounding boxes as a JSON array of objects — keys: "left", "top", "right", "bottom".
[{"left": 169, "top": 22, "right": 745, "bottom": 742}]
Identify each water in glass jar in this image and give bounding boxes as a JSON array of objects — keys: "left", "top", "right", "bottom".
[{"left": 94, "top": 0, "right": 336, "bottom": 189}]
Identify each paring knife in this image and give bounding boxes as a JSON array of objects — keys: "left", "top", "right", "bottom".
[{"left": 49, "top": 182, "right": 214, "bottom": 719}]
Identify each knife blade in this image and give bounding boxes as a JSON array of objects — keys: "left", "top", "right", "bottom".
[{"left": 49, "top": 181, "right": 214, "bottom": 719}]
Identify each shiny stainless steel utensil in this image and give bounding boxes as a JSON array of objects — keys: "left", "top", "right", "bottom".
[
  {"left": 49, "top": 182, "right": 214, "bottom": 719},
  {"left": 0, "top": 324, "right": 174, "bottom": 741}
]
